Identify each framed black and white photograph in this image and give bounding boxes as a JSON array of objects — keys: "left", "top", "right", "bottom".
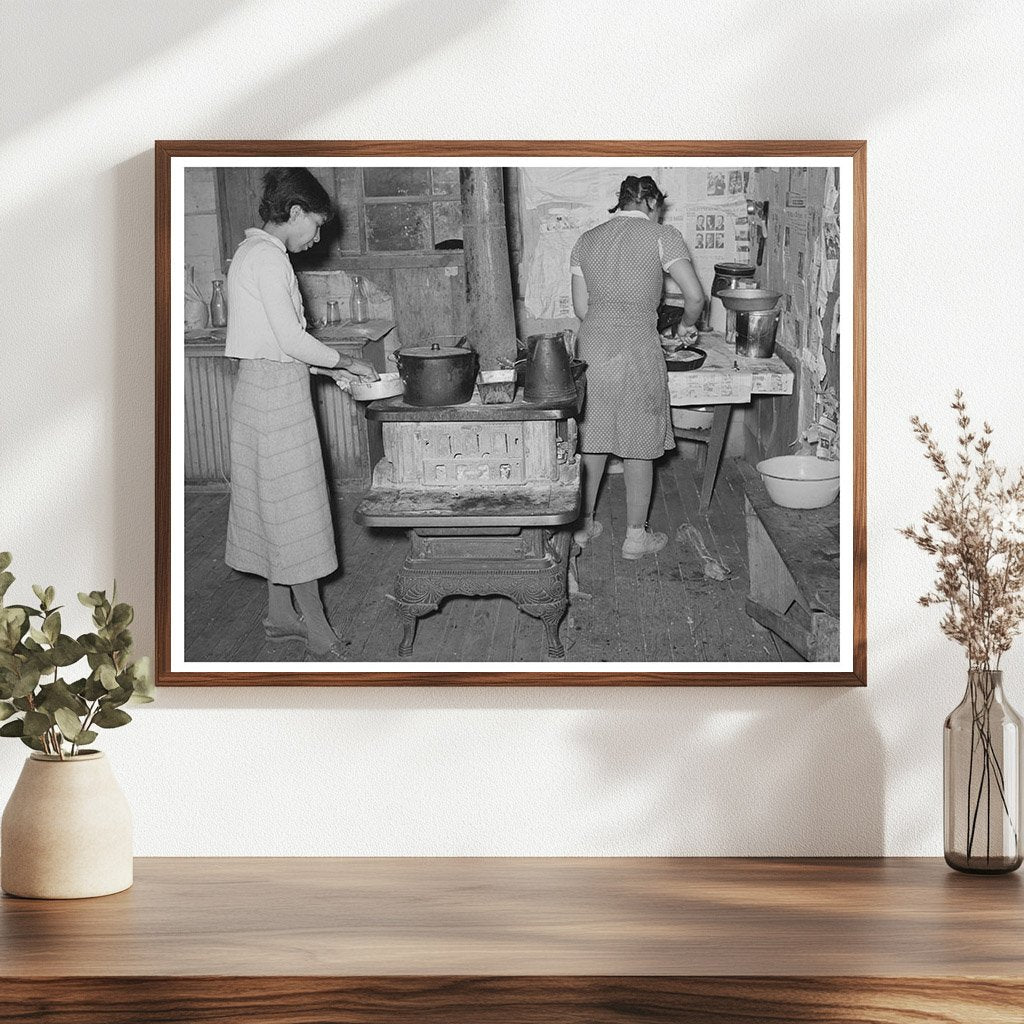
[{"left": 156, "top": 141, "right": 865, "bottom": 686}]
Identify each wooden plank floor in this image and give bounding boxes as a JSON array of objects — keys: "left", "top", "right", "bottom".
[{"left": 184, "top": 453, "right": 795, "bottom": 664}]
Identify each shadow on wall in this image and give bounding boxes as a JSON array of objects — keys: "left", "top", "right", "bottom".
[
  {"left": 195, "top": 0, "right": 503, "bottom": 138},
  {"left": 0, "top": 1, "right": 250, "bottom": 138},
  {"left": 568, "top": 687, "right": 885, "bottom": 856}
]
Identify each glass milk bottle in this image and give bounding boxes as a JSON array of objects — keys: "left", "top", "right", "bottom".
[{"left": 349, "top": 275, "right": 369, "bottom": 324}]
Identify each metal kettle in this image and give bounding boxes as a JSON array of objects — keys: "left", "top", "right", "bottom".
[{"left": 524, "top": 334, "right": 576, "bottom": 404}]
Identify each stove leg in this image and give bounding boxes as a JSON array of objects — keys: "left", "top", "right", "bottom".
[
  {"left": 395, "top": 602, "right": 435, "bottom": 658},
  {"left": 521, "top": 601, "right": 568, "bottom": 660}
]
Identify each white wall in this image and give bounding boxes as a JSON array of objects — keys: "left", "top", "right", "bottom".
[{"left": 1, "top": 0, "right": 1022, "bottom": 856}]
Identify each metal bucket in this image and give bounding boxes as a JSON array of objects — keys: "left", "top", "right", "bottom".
[{"left": 734, "top": 308, "right": 781, "bottom": 359}]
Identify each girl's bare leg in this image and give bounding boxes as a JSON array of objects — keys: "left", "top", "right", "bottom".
[
  {"left": 622, "top": 458, "right": 654, "bottom": 528},
  {"left": 291, "top": 580, "right": 337, "bottom": 652},
  {"left": 266, "top": 581, "right": 299, "bottom": 628}
]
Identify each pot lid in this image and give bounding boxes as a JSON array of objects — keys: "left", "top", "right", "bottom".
[
  {"left": 713, "top": 262, "right": 755, "bottom": 276},
  {"left": 400, "top": 343, "right": 473, "bottom": 359}
]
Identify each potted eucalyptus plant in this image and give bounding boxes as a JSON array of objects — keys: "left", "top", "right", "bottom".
[{"left": 0, "top": 552, "right": 153, "bottom": 898}]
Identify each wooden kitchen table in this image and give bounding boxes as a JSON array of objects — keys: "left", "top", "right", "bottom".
[
  {"left": 2, "top": 857, "right": 1022, "bottom": 1023},
  {"left": 668, "top": 331, "right": 794, "bottom": 511}
]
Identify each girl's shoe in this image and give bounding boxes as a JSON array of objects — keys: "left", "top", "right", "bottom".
[
  {"left": 572, "top": 517, "right": 604, "bottom": 546},
  {"left": 622, "top": 527, "right": 668, "bottom": 560},
  {"left": 263, "top": 615, "right": 307, "bottom": 642},
  {"left": 304, "top": 641, "right": 349, "bottom": 662},
  {"left": 304, "top": 630, "right": 349, "bottom": 661}
]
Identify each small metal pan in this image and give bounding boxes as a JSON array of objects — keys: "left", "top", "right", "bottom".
[{"left": 665, "top": 346, "right": 707, "bottom": 372}]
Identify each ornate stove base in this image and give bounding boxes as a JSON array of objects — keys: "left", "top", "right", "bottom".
[{"left": 391, "top": 527, "right": 572, "bottom": 659}]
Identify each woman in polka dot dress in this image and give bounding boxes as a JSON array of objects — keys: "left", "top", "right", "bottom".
[{"left": 569, "top": 175, "right": 705, "bottom": 559}]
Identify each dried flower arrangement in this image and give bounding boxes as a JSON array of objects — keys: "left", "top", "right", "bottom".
[
  {"left": 902, "top": 391, "right": 1024, "bottom": 870},
  {"left": 901, "top": 390, "right": 1024, "bottom": 669}
]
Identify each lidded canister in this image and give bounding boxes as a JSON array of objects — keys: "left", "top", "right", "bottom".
[
  {"left": 711, "top": 262, "right": 756, "bottom": 297},
  {"left": 703, "top": 262, "right": 756, "bottom": 332}
]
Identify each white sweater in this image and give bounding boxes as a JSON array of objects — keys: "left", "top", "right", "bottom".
[{"left": 224, "top": 228, "right": 340, "bottom": 367}]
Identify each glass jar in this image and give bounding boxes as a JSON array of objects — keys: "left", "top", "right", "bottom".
[{"left": 944, "top": 669, "right": 1022, "bottom": 873}]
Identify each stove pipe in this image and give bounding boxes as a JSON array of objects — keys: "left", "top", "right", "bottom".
[{"left": 459, "top": 167, "right": 518, "bottom": 372}]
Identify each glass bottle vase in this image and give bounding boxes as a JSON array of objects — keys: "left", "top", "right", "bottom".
[{"left": 944, "top": 669, "right": 1023, "bottom": 873}]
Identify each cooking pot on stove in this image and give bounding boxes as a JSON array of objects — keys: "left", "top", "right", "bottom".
[{"left": 393, "top": 340, "right": 478, "bottom": 407}]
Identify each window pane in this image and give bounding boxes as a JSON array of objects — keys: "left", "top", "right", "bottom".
[
  {"left": 365, "top": 203, "right": 432, "bottom": 251},
  {"left": 431, "top": 167, "right": 460, "bottom": 197},
  {"left": 362, "top": 167, "right": 431, "bottom": 197},
  {"left": 432, "top": 201, "right": 463, "bottom": 247}
]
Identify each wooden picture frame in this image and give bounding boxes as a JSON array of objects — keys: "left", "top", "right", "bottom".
[{"left": 156, "top": 140, "right": 866, "bottom": 686}]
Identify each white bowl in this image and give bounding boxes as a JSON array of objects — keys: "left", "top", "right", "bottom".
[
  {"left": 756, "top": 455, "right": 840, "bottom": 509},
  {"left": 671, "top": 405, "right": 714, "bottom": 431}
]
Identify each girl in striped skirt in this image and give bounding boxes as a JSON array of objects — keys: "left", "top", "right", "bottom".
[{"left": 224, "top": 168, "right": 377, "bottom": 660}]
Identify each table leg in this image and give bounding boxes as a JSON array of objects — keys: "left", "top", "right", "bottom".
[{"left": 699, "top": 405, "right": 732, "bottom": 513}]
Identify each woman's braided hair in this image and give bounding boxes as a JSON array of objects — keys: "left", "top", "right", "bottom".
[{"left": 609, "top": 174, "right": 666, "bottom": 214}]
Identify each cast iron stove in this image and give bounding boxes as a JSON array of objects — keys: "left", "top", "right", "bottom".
[{"left": 354, "top": 387, "right": 582, "bottom": 659}]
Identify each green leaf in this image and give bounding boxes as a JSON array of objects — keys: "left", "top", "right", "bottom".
[
  {"left": 19, "top": 735, "right": 45, "bottom": 752},
  {"left": 54, "top": 707, "right": 85, "bottom": 742},
  {"left": 98, "top": 664, "right": 118, "bottom": 691},
  {"left": 81, "top": 636, "right": 113, "bottom": 656},
  {"left": 83, "top": 674, "right": 108, "bottom": 701},
  {"left": 44, "top": 586, "right": 55, "bottom": 608},
  {"left": 11, "top": 665, "right": 41, "bottom": 699},
  {"left": 50, "top": 634, "right": 85, "bottom": 668},
  {"left": 0, "top": 572, "right": 14, "bottom": 603},
  {"left": 127, "top": 656, "right": 155, "bottom": 702},
  {"left": 42, "top": 611, "right": 60, "bottom": 644},
  {"left": 0, "top": 552, "right": 11, "bottom": 573},
  {"left": 8, "top": 604, "right": 43, "bottom": 619},
  {"left": 0, "top": 701, "right": 15, "bottom": 721},
  {"left": 22, "top": 710, "right": 51, "bottom": 738},
  {"left": 36, "top": 679, "right": 88, "bottom": 717},
  {"left": 32, "top": 584, "right": 47, "bottom": 608},
  {"left": 93, "top": 705, "right": 132, "bottom": 729},
  {"left": 0, "top": 718, "right": 24, "bottom": 737},
  {"left": 0, "top": 606, "right": 27, "bottom": 651},
  {"left": 78, "top": 591, "right": 100, "bottom": 608},
  {"left": 28, "top": 627, "right": 49, "bottom": 646},
  {"left": 110, "top": 603, "right": 134, "bottom": 629},
  {"left": 104, "top": 685, "right": 132, "bottom": 708},
  {"left": 74, "top": 730, "right": 98, "bottom": 746}
]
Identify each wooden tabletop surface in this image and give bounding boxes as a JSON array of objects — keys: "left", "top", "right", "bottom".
[{"left": 2, "top": 857, "right": 1021, "bottom": 978}]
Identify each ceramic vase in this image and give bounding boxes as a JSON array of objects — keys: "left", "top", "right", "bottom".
[{"left": 1, "top": 751, "right": 133, "bottom": 899}]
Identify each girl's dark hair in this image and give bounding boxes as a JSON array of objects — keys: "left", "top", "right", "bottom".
[
  {"left": 609, "top": 174, "right": 667, "bottom": 213},
  {"left": 258, "top": 168, "right": 333, "bottom": 224}
]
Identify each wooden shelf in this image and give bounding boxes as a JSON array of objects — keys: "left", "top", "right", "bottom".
[{"left": 1, "top": 857, "right": 1021, "bottom": 1022}]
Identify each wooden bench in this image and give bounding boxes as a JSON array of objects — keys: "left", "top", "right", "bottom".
[{"left": 737, "top": 458, "right": 840, "bottom": 661}]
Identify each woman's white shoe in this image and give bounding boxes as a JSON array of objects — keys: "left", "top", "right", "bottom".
[{"left": 621, "top": 527, "right": 667, "bottom": 559}]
